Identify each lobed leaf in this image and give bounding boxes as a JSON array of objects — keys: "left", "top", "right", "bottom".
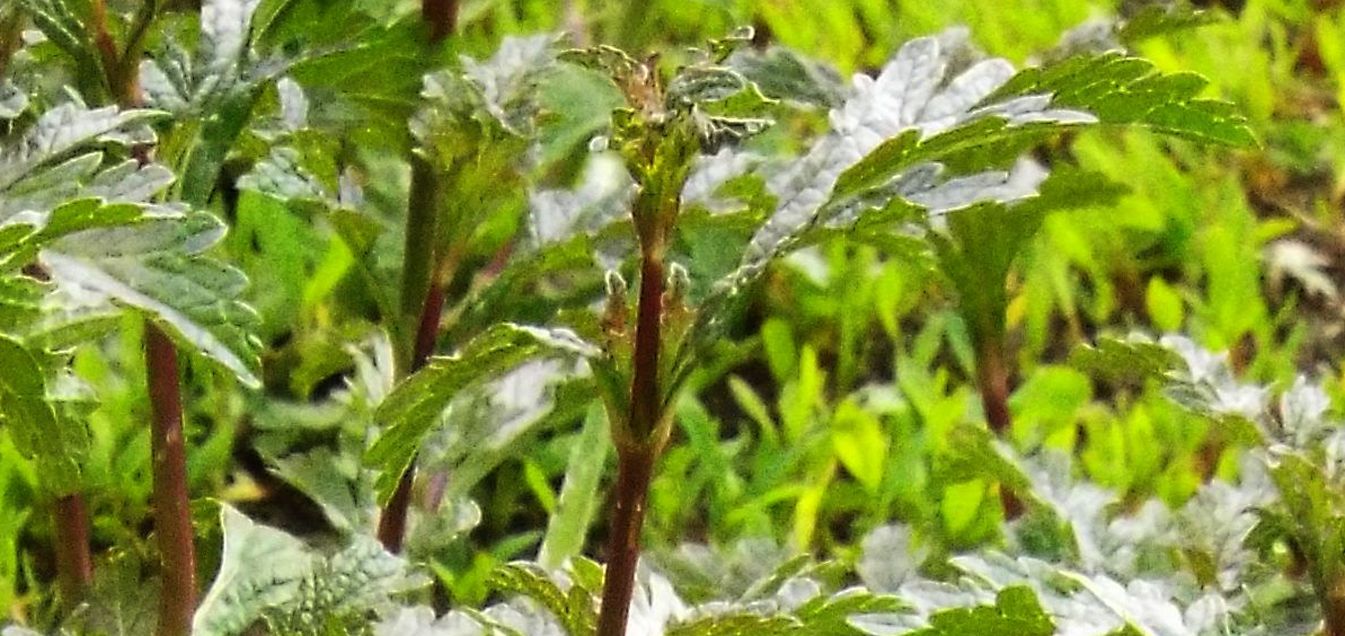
[{"left": 0, "top": 102, "right": 163, "bottom": 192}]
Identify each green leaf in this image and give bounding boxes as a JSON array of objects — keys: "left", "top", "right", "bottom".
[
  {"left": 911, "top": 586, "right": 1055, "bottom": 636},
  {"left": 0, "top": 102, "right": 162, "bottom": 192},
  {"left": 0, "top": 334, "right": 87, "bottom": 495},
  {"left": 0, "top": 81, "right": 27, "bottom": 119},
  {"left": 987, "top": 52, "right": 1256, "bottom": 147},
  {"left": 39, "top": 211, "right": 263, "bottom": 388},
  {"left": 488, "top": 562, "right": 593, "bottom": 635},
  {"left": 538, "top": 403, "right": 612, "bottom": 570},
  {"left": 1144, "top": 277, "right": 1184, "bottom": 332},
  {"left": 193, "top": 505, "right": 314, "bottom": 636},
  {"left": 365, "top": 323, "right": 597, "bottom": 503},
  {"left": 1068, "top": 335, "right": 1181, "bottom": 386},
  {"left": 1117, "top": 5, "right": 1220, "bottom": 45}
]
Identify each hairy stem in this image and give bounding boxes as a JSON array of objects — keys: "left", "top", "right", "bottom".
[
  {"left": 597, "top": 448, "right": 655, "bottom": 636},
  {"left": 146, "top": 324, "right": 196, "bottom": 636},
  {"left": 52, "top": 495, "right": 93, "bottom": 606}
]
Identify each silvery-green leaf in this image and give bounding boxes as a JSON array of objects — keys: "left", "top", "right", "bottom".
[
  {"left": 367, "top": 324, "right": 596, "bottom": 502},
  {"left": 277, "top": 77, "right": 309, "bottom": 131},
  {"left": 0, "top": 103, "right": 163, "bottom": 191},
  {"left": 1062, "top": 572, "right": 1223, "bottom": 636},
  {"left": 40, "top": 212, "right": 263, "bottom": 388},
  {"left": 373, "top": 607, "right": 488, "bottom": 636},
  {"left": 744, "top": 32, "right": 1072, "bottom": 265},
  {"left": 193, "top": 505, "right": 314, "bottom": 636},
  {"left": 138, "top": 40, "right": 195, "bottom": 113},
  {"left": 682, "top": 148, "right": 765, "bottom": 213},
  {"left": 857, "top": 524, "right": 926, "bottom": 593},
  {"left": 460, "top": 34, "right": 558, "bottom": 133},
  {"left": 1279, "top": 376, "right": 1333, "bottom": 446},
  {"left": 236, "top": 146, "right": 331, "bottom": 204},
  {"left": 527, "top": 153, "right": 632, "bottom": 249},
  {"left": 83, "top": 161, "right": 176, "bottom": 203},
  {"left": 0, "top": 82, "right": 27, "bottom": 119},
  {"left": 0, "top": 152, "right": 103, "bottom": 220},
  {"left": 199, "top": 0, "right": 262, "bottom": 82}
]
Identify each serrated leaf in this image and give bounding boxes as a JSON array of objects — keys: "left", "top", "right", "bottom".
[
  {"left": 39, "top": 212, "right": 263, "bottom": 388},
  {"left": 488, "top": 563, "right": 585, "bottom": 635},
  {"left": 986, "top": 52, "right": 1255, "bottom": 146},
  {"left": 195, "top": 504, "right": 427, "bottom": 636},
  {"left": 911, "top": 586, "right": 1054, "bottom": 636},
  {"left": 236, "top": 146, "right": 332, "bottom": 204},
  {"left": 0, "top": 102, "right": 163, "bottom": 192},
  {"left": 366, "top": 324, "right": 596, "bottom": 503},
  {"left": 1070, "top": 335, "right": 1181, "bottom": 385},
  {"left": 193, "top": 505, "right": 314, "bottom": 636},
  {"left": 0, "top": 333, "right": 87, "bottom": 494}
]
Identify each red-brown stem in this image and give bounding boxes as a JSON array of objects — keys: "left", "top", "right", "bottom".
[
  {"left": 52, "top": 495, "right": 93, "bottom": 605},
  {"left": 597, "top": 448, "right": 656, "bottom": 636},
  {"left": 422, "top": 0, "right": 459, "bottom": 44},
  {"left": 1325, "top": 579, "right": 1345, "bottom": 636},
  {"left": 1326, "top": 583, "right": 1345, "bottom": 636},
  {"left": 596, "top": 249, "right": 665, "bottom": 636},
  {"left": 145, "top": 324, "right": 196, "bottom": 636},
  {"left": 375, "top": 275, "right": 447, "bottom": 553},
  {"left": 977, "top": 344, "right": 1011, "bottom": 435},
  {"left": 977, "top": 342, "right": 1023, "bottom": 519},
  {"left": 628, "top": 254, "right": 665, "bottom": 441}
]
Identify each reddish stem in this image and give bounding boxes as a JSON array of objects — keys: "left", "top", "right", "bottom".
[
  {"left": 376, "top": 270, "right": 448, "bottom": 553},
  {"left": 628, "top": 254, "right": 665, "bottom": 441},
  {"left": 977, "top": 343, "right": 1024, "bottom": 519},
  {"left": 52, "top": 495, "right": 93, "bottom": 605},
  {"left": 596, "top": 448, "right": 655, "bottom": 636},
  {"left": 422, "top": 0, "right": 459, "bottom": 44},
  {"left": 596, "top": 249, "right": 665, "bottom": 636},
  {"left": 145, "top": 324, "right": 196, "bottom": 636},
  {"left": 977, "top": 345, "right": 1012, "bottom": 436}
]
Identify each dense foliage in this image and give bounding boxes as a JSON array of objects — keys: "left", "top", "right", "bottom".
[{"left": 0, "top": 0, "right": 1341, "bottom": 635}]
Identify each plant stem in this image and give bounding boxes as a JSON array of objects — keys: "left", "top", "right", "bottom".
[
  {"left": 0, "top": 8, "right": 21, "bottom": 81},
  {"left": 976, "top": 343, "right": 1011, "bottom": 435},
  {"left": 375, "top": 274, "right": 446, "bottom": 553},
  {"left": 628, "top": 254, "right": 665, "bottom": 441},
  {"left": 597, "top": 247, "right": 665, "bottom": 636},
  {"left": 596, "top": 447, "right": 655, "bottom": 636},
  {"left": 422, "top": 0, "right": 459, "bottom": 44},
  {"left": 145, "top": 324, "right": 196, "bottom": 636},
  {"left": 976, "top": 341, "right": 1023, "bottom": 518},
  {"left": 52, "top": 495, "right": 93, "bottom": 605},
  {"left": 1326, "top": 583, "right": 1345, "bottom": 636},
  {"left": 377, "top": 154, "right": 443, "bottom": 553}
]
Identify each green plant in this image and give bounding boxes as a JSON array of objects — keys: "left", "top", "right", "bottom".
[{"left": 15, "top": 2, "right": 1345, "bottom": 636}]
